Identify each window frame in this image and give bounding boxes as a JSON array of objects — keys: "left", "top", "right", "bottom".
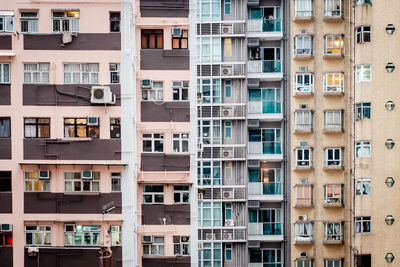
[
  {"left": 20, "top": 12, "right": 38, "bottom": 33},
  {"left": 294, "top": 110, "right": 313, "bottom": 131},
  {"left": 355, "top": 103, "right": 371, "bottom": 120},
  {"left": 294, "top": 259, "right": 314, "bottom": 267},
  {"left": 224, "top": 121, "right": 232, "bottom": 139},
  {"left": 355, "top": 216, "right": 371, "bottom": 234},
  {"left": 198, "top": 160, "right": 221, "bottom": 186},
  {"left": 324, "top": 147, "right": 342, "bottom": 166},
  {"left": 63, "top": 118, "right": 99, "bottom": 139},
  {"left": 294, "top": 35, "right": 313, "bottom": 56},
  {"left": 110, "top": 118, "right": 121, "bottom": 139},
  {"left": 355, "top": 178, "right": 371, "bottom": 196},
  {"left": 64, "top": 224, "right": 101, "bottom": 246},
  {"left": 173, "top": 236, "right": 190, "bottom": 256},
  {"left": 0, "top": 63, "right": 10, "bottom": 84},
  {"left": 23, "top": 63, "right": 50, "bottom": 84},
  {"left": 356, "top": 0, "right": 371, "bottom": 5},
  {"left": 294, "top": 222, "right": 314, "bottom": 241},
  {"left": 295, "top": 0, "right": 313, "bottom": 17},
  {"left": 142, "top": 185, "right": 164, "bottom": 204},
  {"left": 324, "top": 110, "right": 342, "bottom": 130},
  {"left": 110, "top": 225, "right": 121, "bottom": 245},
  {"left": 324, "top": 34, "right": 344, "bottom": 56},
  {"left": 295, "top": 148, "right": 311, "bottom": 167},
  {"left": 324, "top": 184, "right": 343, "bottom": 205},
  {"left": 24, "top": 171, "right": 51, "bottom": 192},
  {"left": 172, "top": 29, "right": 188, "bottom": 49},
  {"left": 172, "top": 81, "right": 189, "bottom": 101},
  {"left": 324, "top": 222, "right": 343, "bottom": 241},
  {"left": 142, "top": 133, "right": 164, "bottom": 153},
  {"left": 24, "top": 118, "right": 50, "bottom": 138},
  {"left": 355, "top": 141, "right": 371, "bottom": 158},
  {"left": 111, "top": 172, "right": 121, "bottom": 192},
  {"left": 355, "top": 64, "right": 371, "bottom": 82},
  {"left": 295, "top": 183, "right": 312, "bottom": 206},
  {"left": 173, "top": 185, "right": 189, "bottom": 204},
  {"left": 0, "top": 117, "right": 11, "bottom": 138},
  {"left": 141, "top": 29, "right": 164, "bottom": 49},
  {"left": 172, "top": 133, "right": 189, "bottom": 153},
  {"left": 64, "top": 171, "right": 100, "bottom": 192},
  {"left": 143, "top": 236, "right": 165, "bottom": 255},
  {"left": 52, "top": 10, "right": 79, "bottom": 33},
  {"left": 324, "top": 259, "right": 343, "bottom": 267},
  {"left": 25, "top": 225, "right": 52, "bottom": 246},
  {"left": 109, "top": 12, "right": 120, "bottom": 33},
  {"left": 142, "top": 81, "right": 164, "bottom": 101},
  {"left": 294, "top": 73, "right": 314, "bottom": 93},
  {"left": 356, "top": 26, "right": 371, "bottom": 44},
  {"left": 323, "top": 72, "right": 344, "bottom": 93},
  {"left": 109, "top": 63, "right": 120, "bottom": 84},
  {"left": 63, "top": 63, "right": 99, "bottom": 84},
  {"left": 324, "top": 0, "right": 342, "bottom": 17}
]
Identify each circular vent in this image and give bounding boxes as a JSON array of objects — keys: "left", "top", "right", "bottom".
[
  {"left": 223, "top": 27, "right": 229, "bottom": 33},
  {"left": 223, "top": 151, "right": 230, "bottom": 157},
  {"left": 93, "top": 88, "right": 104, "bottom": 99},
  {"left": 223, "top": 191, "right": 231, "bottom": 198},
  {"left": 222, "top": 68, "right": 229, "bottom": 75},
  {"left": 223, "top": 109, "right": 230, "bottom": 116}
]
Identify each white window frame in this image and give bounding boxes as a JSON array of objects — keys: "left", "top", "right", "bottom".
[
  {"left": 355, "top": 141, "right": 371, "bottom": 158},
  {"left": 325, "top": 0, "right": 342, "bottom": 17},
  {"left": 224, "top": 162, "right": 232, "bottom": 180},
  {"left": 295, "top": 0, "right": 313, "bottom": 17},
  {"left": 355, "top": 216, "right": 371, "bottom": 233},
  {"left": 197, "top": 78, "right": 221, "bottom": 103},
  {"left": 355, "top": 102, "right": 371, "bottom": 120},
  {"left": 109, "top": 63, "right": 120, "bottom": 84},
  {"left": 143, "top": 185, "right": 164, "bottom": 204},
  {"left": 295, "top": 110, "right": 312, "bottom": 131},
  {"left": 324, "top": 259, "right": 343, "bottom": 267},
  {"left": 324, "top": 34, "right": 344, "bottom": 56},
  {"left": 324, "top": 147, "right": 342, "bottom": 166},
  {"left": 199, "top": 119, "right": 222, "bottom": 145},
  {"left": 295, "top": 184, "right": 312, "bottom": 205},
  {"left": 323, "top": 72, "right": 344, "bottom": 93},
  {"left": 294, "top": 222, "right": 313, "bottom": 241},
  {"left": 64, "top": 224, "right": 100, "bottom": 246},
  {"left": 52, "top": 10, "right": 79, "bottom": 32},
  {"left": 198, "top": 160, "right": 222, "bottom": 186},
  {"left": 63, "top": 63, "right": 99, "bottom": 84},
  {"left": 173, "top": 185, "right": 189, "bottom": 203},
  {"left": 356, "top": 178, "right": 371, "bottom": 196},
  {"left": 294, "top": 73, "right": 314, "bottom": 93},
  {"left": 324, "top": 110, "right": 342, "bottom": 130},
  {"left": 173, "top": 236, "right": 190, "bottom": 255},
  {"left": 172, "top": 81, "right": 189, "bottom": 101},
  {"left": 224, "top": 121, "right": 232, "bottom": 139},
  {"left": 356, "top": 64, "right": 371, "bottom": 82},
  {"left": 356, "top": 26, "right": 371, "bottom": 44},
  {"left": 295, "top": 259, "right": 314, "bottom": 267},
  {"left": 142, "top": 133, "right": 164, "bottom": 153},
  {"left": 294, "top": 35, "right": 313, "bottom": 56},
  {"left": 111, "top": 172, "right": 121, "bottom": 192},
  {"left": 324, "top": 184, "right": 343, "bottom": 205},
  {"left": 296, "top": 148, "right": 311, "bottom": 167},
  {"left": 110, "top": 225, "right": 121, "bottom": 246},
  {"left": 173, "top": 133, "right": 189, "bottom": 153},
  {"left": 143, "top": 236, "right": 165, "bottom": 255},
  {"left": 356, "top": 0, "right": 371, "bottom": 5},
  {"left": 0, "top": 63, "right": 10, "bottom": 84},
  {"left": 20, "top": 12, "right": 38, "bottom": 33},
  {"left": 24, "top": 171, "right": 51, "bottom": 192},
  {"left": 0, "top": 12, "right": 14, "bottom": 32},
  {"left": 23, "top": 63, "right": 50, "bottom": 84},
  {"left": 25, "top": 225, "right": 52, "bottom": 246},
  {"left": 142, "top": 81, "right": 164, "bottom": 101},
  {"left": 324, "top": 222, "right": 343, "bottom": 241},
  {"left": 64, "top": 171, "right": 100, "bottom": 192}
]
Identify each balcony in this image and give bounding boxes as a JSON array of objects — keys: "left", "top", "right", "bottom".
[
  {"left": 247, "top": 19, "right": 283, "bottom": 40},
  {"left": 200, "top": 187, "right": 247, "bottom": 202},
  {"left": 247, "top": 60, "right": 283, "bottom": 81},
  {"left": 199, "top": 229, "right": 246, "bottom": 242},
  {"left": 248, "top": 222, "right": 283, "bottom": 241},
  {"left": 198, "top": 62, "right": 246, "bottom": 78},
  {"left": 198, "top": 104, "right": 246, "bottom": 120},
  {"left": 294, "top": 10, "right": 313, "bottom": 21},
  {"left": 248, "top": 142, "right": 282, "bottom": 161},
  {"left": 247, "top": 98, "right": 282, "bottom": 121},
  {"left": 248, "top": 182, "right": 283, "bottom": 201}
]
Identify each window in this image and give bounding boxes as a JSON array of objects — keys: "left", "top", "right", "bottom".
[
  {"left": 143, "top": 236, "right": 164, "bottom": 255},
  {"left": 0, "top": 171, "right": 11, "bottom": 192},
  {"left": 173, "top": 133, "right": 189, "bottom": 153},
  {"left": 294, "top": 35, "right": 313, "bottom": 56},
  {"left": 294, "top": 110, "right": 312, "bottom": 131},
  {"left": 0, "top": 117, "right": 10, "bottom": 138},
  {"left": 324, "top": 259, "right": 343, "bottom": 267},
  {"left": 110, "top": 118, "right": 121, "bottom": 138},
  {"left": 173, "top": 236, "right": 189, "bottom": 255},
  {"left": 295, "top": 0, "right": 313, "bottom": 17},
  {"left": 324, "top": 110, "right": 342, "bottom": 130},
  {"left": 198, "top": 242, "right": 222, "bottom": 267},
  {"left": 323, "top": 72, "right": 344, "bottom": 93},
  {"left": 356, "top": 178, "right": 371, "bottom": 195},
  {"left": 355, "top": 103, "right": 371, "bottom": 120},
  {"left": 110, "top": 12, "right": 120, "bottom": 32},
  {"left": 224, "top": 38, "right": 232, "bottom": 56},
  {"left": 296, "top": 148, "right": 311, "bottom": 167},
  {"left": 294, "top": 259, "right": 314, "bottom": 267},
  {"left": 0, "top": 63, "right": 10, "bottom": 83},
  {"left": 24, "top": 171, "right": 50, "bottom": 192},
  {"left": 25, "top": 226, "right": 51, "bottom": 246},
  {"left": 356, "top": 0, "right": 371, "bottom": 5},
  {"left": 325, "top": 0, "right": 342, "bottom": 17},
  {"left": 141, "top": 29, "right": 163, "bottom": 49},
  {"left": 356, "top": 255, "right": 371, "bottom": 267},
  {"left": 23, "top": 63, "right": 50, "bottom": 84},
  {"left": 198, "top": 0, "right": 221, "bottom": 21},
  {"left": 224, "top": 0, "right": 231, "bottom": 15},
  {"left": 355, "top": 141, "right": 371, "bottom": 158},
  {"left": 294, "top": 222, "right": 313, "bottom": 242},
  {"left": 294, "top": 73, "right": 314, "bottom": 93},
  {"left": 248, "top": 168, "right": 282, "bottom": 195},
  {"left": 198, "top": 161, "right": 221, "bottom": 186},
  {"left": 225, "top": 244, "right": 232, "bottom": 261},
  {"left": 172, "top": 81, "right": 189, "bottom": 101},
  {"left": 224, "top": 121, "right": 232, "bottom": 139},
  {"left": 111, "top": 172, "right": 121, "bottom": 192},
  {"left": 225, "top": 203, "right": 232, "bottom": 222},
  {"left": 324, "top": 184, "right": 343, "bottom": 205},
  {"left": 0, "top": 11, "right": 14, "bottom": 32},
  {"left": 248, "top": 209, "right": 282, "bottom": 235},
  {"left": 198, "top": 37, "right": 222, "bottom": 63},
  {"left": 142, "top": 81, "right": 163, "bottom": 101},
  {"left": 0, "top": 232, "right": 12, "bottom": 247},
  {"left": 355, "top": 216, "right": 371, "bottom": 233},
  {"left": 20, "top": 12, "right": 38, "bottom": 33},
  {"left": 197, "top": 79, "right": 221, "bottom": 103},
  {"left": 64, "top": 171, "right": 100, "bottom": 192},
  {"left": 52, "top": 11, "right": 79, "bottom": 32},
  {"left": 24, "top": 118, "right": 50, "bottom": 138},
  {"left": 173, "top": 186, "right": 189, "bottom": 203},
  {"left": 143, "top": 185, "right": 164, "bottom": 203},
  {"left": 64, "top": 63, "right": 99, "bottom": 84},
  {"left": 295, "top": 183, "right": 312, "bottom": 205},
  {"left": 324, "top": 222, "right": 343, "bottom": 241},
  {"left": 224, "top": 80, "right": 231, "bottom": 98},
  {"left": 110, "top": 63, "right": 120, "bottom": 84},
  {"left": 142, "top": 133, "right": 164, "bottom": 152},
  {"left": 110, "top": 225, "right": 121, "bottom": 245},
  {"left": 64, "top": 224, "right": 100, "bottom": 246},
  {"left": 324, "top": 34, "right": 344, "bottom": 56},
  {"left": 356, "top": 26, "right": 371, "bottom": 44},
  {"left": 248, "top": 128, "right": 282, "bottom": 155},
  {"left": 249, "top": 249, "right": 282, "bottom": 266},
  {"left": 248, "top": 88, "right": 281, "bottom": 114},
  {"left": 198, "top": 120, "right": 222, "bottom": 145},
  {"left": 225, "top": 162, "right": 232, "bottom": 180},
  {"left": 64, "top": 118, "right": 99, "bottom": 139},
  {"left": 324, "top": 148, "right": 342, "bottom": 166},
  {"left": 356, "top": 65, "right": 371, "bottom": 82},
  {"left": 198, "top": 201, "right": 222, "bottom": 227},
  {"left": 172, "top": 29, "right": 188, "bottom": 49}
]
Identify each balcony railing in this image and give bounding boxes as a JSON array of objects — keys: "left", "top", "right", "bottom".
[
  {"left": 295, "top": 10, "right": 313, "bottom": 18},
  {"left": 247, "top": 19, "right": 282, "bottom": 33},
  {"left": 294, "top": 49, "right": 313, "bottom": 57},
  {"left": 294, "top": 84, "right": 314, "bottom": 94},
  {"left": 248, "top": 222, "right": 282, "bottom": 236},
  {"left": 324, "top": 84, "right": 344, "bottom": 93},
  {"left": 248, "top": 101, "right": 282, "bottom": 114},
  {"left": 248, "top": 182, "right": 282, "bottom": 196},
  {"left": 247, "top": 60, "right": 282, "bottom": 74},
  {"left": 248, "top": 142, "right": 282, "bottom": 155}
]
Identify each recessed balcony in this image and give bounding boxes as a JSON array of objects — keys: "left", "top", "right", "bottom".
[
  {"left": 248, "top": 182, "right": 283, "bottom": 201},
  {"left": 247, "top": 19, "right": 283, "bottom": 40},
  {"left": 248, "top": 222, "right": 283, "bottom": 241},
  {"left": 247, "top": 60, "right": 283, "bottom": 80}
]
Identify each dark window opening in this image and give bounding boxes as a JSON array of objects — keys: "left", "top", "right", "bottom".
[
  {"left": 141, "top": 29, "right": 163, "bottom": 49},
  {"left": 0, "top": 171, "right": 11, "bottom": 192}
]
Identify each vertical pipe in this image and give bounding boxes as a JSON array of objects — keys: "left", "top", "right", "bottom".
[{"left": 121, "top": 0, "right": 137, "bottom": 266}]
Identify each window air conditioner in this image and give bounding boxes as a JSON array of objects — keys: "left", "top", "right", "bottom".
[
  {"left": 300, "top": 29, "right": 308, "bottom": 34},
  {"left": 172, "top": 27, "right": 182, "bottom": 36},
  {"left": 38, "top": 170, "right": 50, "bottom": 179},
  {"left": 221, "top": 65, "right": 233, "bottom": 76},
  {"left": 1, "top": 224, "right": 12, "bottom": 232},
  {"left": 222, "top": 190, "right": 234, "bottom": 199},
  {"left": 300, "top": 104, "right": 308, "bottom": 109},
  {"left": 81, "top": 171, "right": 93, "bottom": 179},
  {"left": 205, "top": 233, "right": 215, "bottom": 240},
  {"left": 90, "top": 86, "right": 115, "bottom": 104},
  {"left": 141, "top": 79, "right": 152, "bottom": 89},
  {"left": 222, "top": 25, "right": 233, "bottom": 34},
  {"left": 87, "top": 117, "right": 99, "bottom": 126},
  {"left": 223, "top": 232, "right": 233, "bottom": 240},
  {"left": 222, "top": 148, "right": 233, "bottom": 158},
  {"left": 181, "top": 236, "right": 189, "bottom": 242},
  {"left": 298, "top": 215, "right": 308, "bottom": 221},
  {"left": 222, "top": 107, "right": 233, "bottom": 117},
  {"left": 299, "top": 66, "right": 308, "bottom": 72},
  {"left": 142, "top": 235, "right": 153, "bottom": 243},
  {"left": 225, "top": 219, "right": 235, "bottom": 227},
  {"left": 299, "top": 178, "right": 308, "bottom": 184}
]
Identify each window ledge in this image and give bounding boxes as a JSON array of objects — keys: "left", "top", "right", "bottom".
[
  {"left": 293, "top": 16, "right": 313, "bottom": 22},
  {"left": 323, "top": 54, "right": 344, "bottom": 59},
  {"left": 323, "top": 239, "right": 344, "bottom": 245},
  {"left": 323, "top": 202, "right": 343, "bottom": 208},
  {"left": 323, "top": 91, "right": 344, "bottom": 96},
  {"left": 294, "top": 165, "right": 313, "bottom": 171},
  {"left": 293, "top": 239, "right": 314, "bottom": 245},
  {"left": 294, "top": 128, "right": 313, "bottom": 134},
  {"left": 323, "top": 165, "right": 344, "bottom": 171},
  {"left": 294, "top": 54, "right": 313, "bottom": 59},
  {"left": 294, "top": 91, "right": 314, "bottom": 97},
  {"left": 324, "top": 128, "right": 344, "bottom": 133},
  {"left": 323, "top": 16, "right": 344, "bottom": 21},
  {"left": 294, "top": 203, "right": 314, "bottom": 208},
  {"left": 63, "top": 192, "right": 100, "bottom": 195}
]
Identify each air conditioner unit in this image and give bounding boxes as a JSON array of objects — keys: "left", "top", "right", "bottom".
[
  {"left": 225, "top": 219, "right": 235, "bottom": 227},
  {"left": 38, "top": 170, "right": 50, "bottom": 179},
  {"left": 198, "top": 242, "right": 203, "bottom": 250},
  {"left": 64, "top": 224, "right": 75, "bottom": 232},
  {"left": 222, "top": 25, "right": 233, "bottom": 34},
  {"left": 222, "top": 190, "right": 234, "bottom": 199},
  {"left": 298, "top": 215, "right": 308, "bottom": 221},
  {"left": 247, "top": 119, "right": 260, "bottom": 129},
  {"left": 247, "top": 160, "right": 260, "bottom": 169},
  {"left": 299, "top": 66, "right": 308, "bottom": 72},
  {"left": 247, "top": 78, "right": 260, "bottom": 88},
  {"left": 299, "top": 251, "right": 308, "bottom": 258},
  {"left": 87, "top": 117, "right": 99, "bottom": 126},
  {"left": 300, "top": 29, "right": 308, "bottom": 34},
  {"left": 1, "top": 224, "right": 12, "bottom": 232},
  {"left": 248, "top": 240, "right": 260, "bottom": 248},
  {"left": 248, "top": 200, "right": 260, "bottom": 208},
  {"left": 141, "top": 79, "right": 152, "bottom": 89},
  {"left": 222, "top": 107, "right": 233, "bottom": 117},
  {"left": 142, "top": 235, "right": 153, "bottom": 244},
  {"left": 299, "top": 178, "right": 308, "bottom": 184},
  {"left": 221, "top": 65, "right": 233, "bottom": 76},
  {"left": 205, "top": 233, "right": 215, "bottom": 240},
  {"left": 300, "top": 104, "right": 308, "bottom": 109},
  {"left": 172, "top": 27, "right": 182, "bottom": 36},
  {"left": 28, "top": 247, "right": 39, "bottom": 257},
  {"left": 222, "top": 148, "right": 233, "bottom": 158},
  {"left": 90, "top": 86, "right": 115, "bottom": 104},
  {"left": 223, "top": 232, "right": 233, "bottom": 240},
  {"left": 62, "top": 32, "right": 73, "bottom": 44},
  {"left": 197, "top": 142, "right": 204, "bottom": 152},
  {"left": 181, "top": 236, "right": 189, "bottom": 242},
  {"left": 81, "top": 171, "right": 93, "bottom": 179}
]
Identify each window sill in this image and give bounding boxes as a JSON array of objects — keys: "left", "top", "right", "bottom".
[
  {"left": 323, "top": 91, "right": 344, "bottom": 96},
  {"left": 323, "top": 165, "right": 344, "bottom": 171},
  {"left": 294, "top": 165, "right": 313, "bottom": 171},
  {"left": 323, "top": 202, "right": 343, "bottom": 208},
  {"left": 293, "top": 91, "right": 314, "bottom": 97},
  {"left": 293, "top": 16, "right": 313, "bottom": 22},
  {"left": 294, "top": 128, "right": 313, "bottom": 134},
  {"left": 294, "top": 203, "right": 314, "bottom": 208},
  {"left": 293, "top": 54, "right": 313, "bottom": 59},
  {"left": 323, "top": 15, "right": 344, "bottom": 21},
  {"left": 324, "top": 128, "right": 344, "bottom": 134},
  {"left": 323, "top": 239, "right": 344, "bottom": 245},
  {"left": 323, "top": 53, "right": 344, "bottom": 59},
  {"left": 63, "top": 192, "right": 100, "bottom": 195}
]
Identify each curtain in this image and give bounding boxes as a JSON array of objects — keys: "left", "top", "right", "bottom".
[{"left": 0, "top": 118, "right": 10, "bottom": 137}]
